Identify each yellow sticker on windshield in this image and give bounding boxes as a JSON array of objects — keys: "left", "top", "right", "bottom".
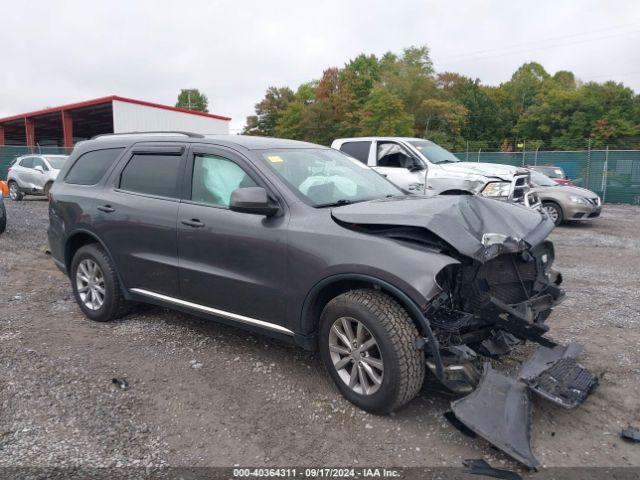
[{"left": 267, "top": 155, "right": 284, "bottom": 163}]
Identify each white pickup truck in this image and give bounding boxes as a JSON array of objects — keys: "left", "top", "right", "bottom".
[{"left": 331, "top": 137, "right": 539, "bottom": 208}]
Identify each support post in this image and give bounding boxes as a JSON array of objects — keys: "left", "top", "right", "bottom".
[
  {"left": 602, "top": 146, "right": 609, "bottom": 203},
  {"left": 0, "top": 126, "right": 4, "bottom": 146},
  {"left": 24, "top": 117, "right": 35, "bottom": 149},
  {"left": 61, "top": 110, "right": 74, "bottom": 148}
]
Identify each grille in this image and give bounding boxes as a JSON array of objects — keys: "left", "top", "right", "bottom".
[{"left": 510, "top": 174, "right": 531, "bottom": 203}]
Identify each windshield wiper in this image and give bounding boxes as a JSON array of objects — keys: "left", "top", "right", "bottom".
[{"left": 316, "top": 199, "right": 355, "bottom": 208}]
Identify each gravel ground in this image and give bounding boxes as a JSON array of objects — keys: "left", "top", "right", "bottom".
[{"left": 1, "top": 199, "right": 639, "bottom": 474}]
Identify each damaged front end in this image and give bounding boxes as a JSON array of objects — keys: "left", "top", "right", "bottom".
[
  {"left": 331, "top": 195, "right": 598, "bottom": 468},
  {"left": 423, "top": 239, "right": 597, "bottom": 468},
  {"left": 425, "top": 238, "right": 565, "bottom": 390}
]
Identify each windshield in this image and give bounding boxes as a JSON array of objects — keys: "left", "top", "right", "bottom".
[
  {"left": 44, "top": 156, "right": 67, "bottom": 169},
  {"left": 408, "top": 140, "right": 460, "bottom": 164},
  {"left": 529, "top": 170, "right": 557, "bottom": 187},
  {"left": 259, "top": 148, "right": 402, "bottom": 207},
  {"left": 533, "top": 166, "right": 564, "bottom": 178}
]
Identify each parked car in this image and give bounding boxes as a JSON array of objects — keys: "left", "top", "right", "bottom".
[
  {"left": 49, "top": 133, "right": 595, "bottom": 447},
  {"left": 529, "top": 169, "right": 601, "bottom": 225},
  {"left": 0, "top": 194, "right": 6, "bottom": 234},
  {"left": 526, "top": 165, "right": 573, "bottom": 186},
  {"left": 7, "top": 154, "right": 68, "bottom": 201},
  {"left": 331, "top": 137, "right": 539, "bottom": 208}
]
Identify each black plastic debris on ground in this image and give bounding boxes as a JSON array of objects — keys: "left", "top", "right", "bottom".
[
  {"left": 518, "top": 341, "right": 598, "bottom": 408},
  {"left": 524, "top": 357, "right": 598, "bottom": 408},
  {"left": 463, "top": 459, "right": 522, "bottom": 480},
  {"left": 621, "top": 426, "right": 640, "bottom": 443},
  {"left": 111, "top": 378, "right": 129, "bottom": 390},
  {"left": 443, "top": 410, "right": 477, "bottom": 438}
]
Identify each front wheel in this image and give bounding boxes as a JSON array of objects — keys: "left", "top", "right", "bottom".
[
  {"left": 8, "top": 181, "right": 23, "bottom": 201},
  {"left": 542, "top": 201, "right": 563, "bottom": 226},
  {"left": 319, "top": 289, "right": 425, "bottom": 414}
]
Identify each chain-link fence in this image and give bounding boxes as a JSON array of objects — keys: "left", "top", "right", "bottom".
[
  {"left": 1, "top": 145, "right": 639, "bottom": 204},
  {"left": 451, "top": 148, "right": 640, "bottom": 204}
]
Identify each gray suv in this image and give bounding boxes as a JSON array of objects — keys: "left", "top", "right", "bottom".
[{"left": 48, "top": 132, "right": 572, "bottom": 419}]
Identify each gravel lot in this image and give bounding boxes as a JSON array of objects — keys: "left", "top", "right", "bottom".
[{"left": 1, "top": 199, "right": 639, "bottom": 474}]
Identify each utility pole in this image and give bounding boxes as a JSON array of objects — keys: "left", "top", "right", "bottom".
[{"left": 187, "top": 91, "right": 192, "bottom": 110}]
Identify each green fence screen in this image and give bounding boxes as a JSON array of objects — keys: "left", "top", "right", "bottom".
[
  {"left": 1, "top": 146, "right": 639, "bottom": 204},
  {"left": 453, "top": 149, "right": 640, "bottom": 204}
]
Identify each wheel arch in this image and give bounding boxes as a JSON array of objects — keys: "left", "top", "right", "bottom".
[
  {"left": 65, "top": 229, "right": 130, "bottom": 298},
  {"left": 299, "top": 274, "right": 429, "bottom": 346}
]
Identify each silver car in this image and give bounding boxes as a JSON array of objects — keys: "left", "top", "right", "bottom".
[
  {"left": 7, "top": 154, "right": 68, "bottom": 201},
  {"left": 529, "top": 169, "right": 602, "bottom": 225}
]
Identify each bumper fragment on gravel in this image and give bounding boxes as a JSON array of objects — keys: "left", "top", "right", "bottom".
[{"left": 450, "top": 342, "right": 597, "bottom": 468}]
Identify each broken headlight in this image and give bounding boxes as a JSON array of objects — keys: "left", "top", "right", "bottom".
[{"left": 481, "top": 181, "right": 510, "bottom": 198}]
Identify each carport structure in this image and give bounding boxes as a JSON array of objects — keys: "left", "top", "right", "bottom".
[{"left": 0, "top": 95, "right": 231, "bottom": 147}]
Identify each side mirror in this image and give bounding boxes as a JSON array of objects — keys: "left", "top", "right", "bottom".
[
  {"left": 34, "top": 165, "right": 45, "bottom": 173},
  {"left": 229, "top": 187, "right": 279, "bottom": 216},
  {"left": 408, "top": 162, "right": 425, "bottom": 172}
]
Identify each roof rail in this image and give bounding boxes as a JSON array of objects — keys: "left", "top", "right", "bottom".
[{"left": 91, "top": 131, "right": 205, "bottom": 140}]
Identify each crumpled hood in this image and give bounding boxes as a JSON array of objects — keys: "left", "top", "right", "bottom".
[
  {"left": 440, "top": 162, "right": 528, "bottom": 180},
  {"left": 331, "top": 195, "right": 554, "bottom": 262}
]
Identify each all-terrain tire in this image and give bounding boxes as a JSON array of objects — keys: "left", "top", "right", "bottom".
[
  {"left": 70, "top": 244, "right": 130, "bottom": 322},
  {"left": 319, "top": 289, "right": 425, "bottom": 414},
  {"left": 8, "top": 181, "right": 23, "bottom": 201}
]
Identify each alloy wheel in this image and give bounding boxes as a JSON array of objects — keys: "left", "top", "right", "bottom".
[
  {"left": 543, "top": 204, "right": 559, "bottom": 223},
  {"left": 9, "top": 183, "right": 18, "bottom": 200},
  {"left": 328, "top": 317, "right": 384, "bottom": 395},
  {"left": 76, "top": 259, "right": 106, "bottom": 310}
]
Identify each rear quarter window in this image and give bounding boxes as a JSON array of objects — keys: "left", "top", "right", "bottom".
[
  {"left": 118, "top": 154, "right": 182, "bottom": 198},
  {"left": 65, "top": 148, "right": 124, "bottom": 185},
  {"left": 339, "top": 141, "right": 371, "bottom": 164}
]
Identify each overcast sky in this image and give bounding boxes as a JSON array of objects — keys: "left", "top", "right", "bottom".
[{"left": 1, "top": 0, "right": 639, "bottom": 132}]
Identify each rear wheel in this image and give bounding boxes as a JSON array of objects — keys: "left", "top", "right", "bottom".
[
  {"left": 8, "top": 181, "right": 23, "bottom": 201},
  {"left": 70, "top": 244, "right": 130, "bottom": 322},
  {"left": 542, "top": 201, "right": 563, "bottom": 225},
  {"left": 319, "top": 289, "right": 425, "bottom": 414}
]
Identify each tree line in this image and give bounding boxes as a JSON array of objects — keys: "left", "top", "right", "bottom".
[{"left": 242, "top": 46, "right": 640, "bottom": 151}]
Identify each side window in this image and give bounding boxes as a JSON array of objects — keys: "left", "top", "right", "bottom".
[
  {"left": 66, "top": 148, "right": 124, "bottom": 185},
  {"left": 191, "top": 154, "right": 258, "bottom": 207},
  {"left": 119, "top": 154, "right": 183, "bottom": 198},
  {"left": 339, "top": 141, "right": 371, "bottom": 164},
  {"left": 377, "top": 142, "right": 415, "bottom": 169},
  {"left": 20, "top": 157, "right": 34, "bottom": 168},
  {"left": 33, "top": 158, "right": 48, "bottom": 171}
]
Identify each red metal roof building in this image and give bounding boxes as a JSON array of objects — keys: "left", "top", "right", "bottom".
[{"left": 0, "top": 95, "right": 231, "bottom": 147}]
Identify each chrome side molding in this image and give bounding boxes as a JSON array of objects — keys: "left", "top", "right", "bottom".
[{"left": 130, "top": 288, "right": 294, "bottom": 336}]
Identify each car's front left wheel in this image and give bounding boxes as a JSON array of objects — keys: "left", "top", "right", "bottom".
[
  {"left": 70, "top": 244, "right": 130, "bottom": 322},
  {"left": 319, "top": 289, "right": 425, "bottom": 414}
]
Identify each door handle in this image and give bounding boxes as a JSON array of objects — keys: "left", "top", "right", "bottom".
[
  {"left": 97, "top": 205, "right": 115, "bottom": 213},
  {"left": 181, "top": 219, "right": 205, "bottom": 228}
]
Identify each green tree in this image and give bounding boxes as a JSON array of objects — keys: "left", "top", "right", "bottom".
[
  {"left": 175, "top": 89, "right": 209, "bottom": 112},
  {"left": 357, "top": 87, "right": 414, "bottom": 137},
  {"left": 242, "top": 86, "right": 295, "bottom": 136}
]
